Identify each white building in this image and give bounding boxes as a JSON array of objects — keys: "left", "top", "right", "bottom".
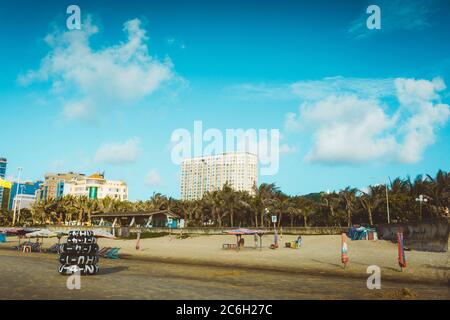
[
  {"left": 181, "top": 152, "right": 258, "bottom": 200},
  {"left": 63, "top": 173, "right": 128, "bottom": 201},
  {"left": 13, "top": 194, "right": 36, "bottom": 210}
]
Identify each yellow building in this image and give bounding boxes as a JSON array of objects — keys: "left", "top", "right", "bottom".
[{"left": 63, "top": 173, "right": 128, "bottom": 201}]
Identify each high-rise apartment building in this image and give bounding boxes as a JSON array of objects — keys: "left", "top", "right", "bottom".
[{"left": 180, "top": 152, "right": 258, "bottom": 200}]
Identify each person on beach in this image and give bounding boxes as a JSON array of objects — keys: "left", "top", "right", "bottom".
[{"left": 296, "top": 235, "right": 302, "bottom": 247}]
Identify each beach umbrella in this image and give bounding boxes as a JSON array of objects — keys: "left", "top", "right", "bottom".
[
  {"left": 397, "top": 231, "right": 407, "bottom": 271},
  {"left": 25, "top": 229, "right": 57, "bottom": 238},
  {"left": 0, "top": 227, "right": 25, "bottom": 236},
  {"left": 92, "top": 229, "right": 116, "bottom": 239},
  {"left": 341, "top": 233, "right": 349, "bottom": 269}
]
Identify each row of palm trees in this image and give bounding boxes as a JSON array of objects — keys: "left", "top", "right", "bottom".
[{"left": 1, "top": 170, "right": 448, "bottom": 227}]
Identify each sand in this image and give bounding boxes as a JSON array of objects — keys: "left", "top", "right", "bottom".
[
  {"left": 0, "top": 250, "right": 448, "bottom": 299},
  {"left": 1, "top": 234, "right": 448, "bottom": 285}
]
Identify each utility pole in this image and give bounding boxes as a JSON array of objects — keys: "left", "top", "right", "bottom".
[
  {"left": 369, "top": 176, "right": 391, "bottom": 224},
  {"left": 17, "top": 184, "right": 25, "bottom": 224},
  {"left": 385, "top": 182, "right": 390, "bottom": 224},
  {"left": 12, "top": 167, "right": 23, "bottom": 226}
]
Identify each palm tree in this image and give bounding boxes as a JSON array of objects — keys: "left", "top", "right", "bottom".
[
  {"left": 149, "top": 192, "right": 168, "bottom": 211},
  {"left": 339, "top": 187, "right": 357, "bottom": 227},
  {"left": 425, "top": 170, "right": 450, "bottom": 217},
  {"left": 359, "top": 186, "right": 384, "bottom": 225},
  {"left": 274, "top": 192, "right": 289, "bottom": 228},
  {"left": 203, "top": 191, "right": 227, "bottom": 227},
  {"left": 286, "top": 196, "right": 301, "bottom": 227},
  {"left": 221, "top": 183, "right": 239, "bottom": 227},
  {"left": 296, "top": 196, "right": 315, "bottom": 227},
  {"left": 182, "top": 200, "right": 201, "bottom": 227},
  {"left": 253, "top": 183, "right": 280, "bottom": 228},
  {"left": 320, "top": 192, "right": 340, "bottom": 226}
]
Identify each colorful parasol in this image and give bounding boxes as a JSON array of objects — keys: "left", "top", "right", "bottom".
[
  {"left": 397, "top": 231, "right": 407, "bottom": 271},
  {"left": 341, "top": 233, "right": 349, "bottom": 268}
]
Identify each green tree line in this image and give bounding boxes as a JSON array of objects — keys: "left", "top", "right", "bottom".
[{"left": 0, "top": 170, "right": 448, "bottom": 227}]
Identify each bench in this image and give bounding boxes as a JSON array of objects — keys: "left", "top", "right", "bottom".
[{"left": 222, "top": 243, "right": 238, "bottom": 250}]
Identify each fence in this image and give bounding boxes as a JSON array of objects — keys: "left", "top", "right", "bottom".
[
  {"left": 377, "top": 218, "right": 450, "bottom": 252},
  {"left": 124, "top": 226, "right": 348, "bottom": 235}
]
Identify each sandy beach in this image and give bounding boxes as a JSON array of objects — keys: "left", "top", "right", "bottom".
[
  {"left": 1, "top": 234, "right": 448, "bottom": 286},
  {"left": 0, "top": 248, "right": 448, "bottom": 300}
]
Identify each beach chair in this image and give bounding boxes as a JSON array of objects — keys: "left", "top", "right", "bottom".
[
  {"left": 106, "top": 247, "right": 120, "bottom": 259},
  {"left": 46, "top": 243, "right": 60, "bottom": 254},
  {"left": 222, "top": 243, "right": 237, "bottom": 250},
  {"left": 98, "top": 247, "right": 112, "bottom": 257}
]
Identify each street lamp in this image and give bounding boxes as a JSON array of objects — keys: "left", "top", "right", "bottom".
[
  {"left": 415, "top": 194, "right": 428, "bottom": 221},
  {"left": 12, "top": 167, "right": 23, "bottom": 226}
]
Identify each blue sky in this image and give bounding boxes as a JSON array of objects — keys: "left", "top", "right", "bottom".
[{"left": 1, "top": 0, "right": 449, "bottom": 200}]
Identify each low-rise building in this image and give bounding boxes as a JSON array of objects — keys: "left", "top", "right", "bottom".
[
  {"left": 11, "top": 194, "right": 36, "bottom": 211},
  {"left": 63, "top": 173, "right": 128, "bottom": 201},
  {"left": 36, "top": 172, "right": 85, "bottom": 201},
  {"left": 8, "top": 181, "right": 42, "bottom": 210}
]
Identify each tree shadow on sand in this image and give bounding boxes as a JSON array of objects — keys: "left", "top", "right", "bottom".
[
  {"left": 311, "top": 259, "right": 341, "bottom": 268},
  {"left": 344, "top": 261, "right": 400, "bottom": 272},
  {"left": 423, "top": 264, "right": 450, "bottom": 271},
  {"left": 98, "top": 266, "right": 129, "bottom": 275}
]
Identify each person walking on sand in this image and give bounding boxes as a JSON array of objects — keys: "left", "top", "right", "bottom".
[{"left": 296, "top": 235, "right": 302, "bottom": 247}]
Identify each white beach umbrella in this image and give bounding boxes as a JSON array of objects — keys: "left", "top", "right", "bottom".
[
  {"left": 25, "top": 229, "right": 57, "bottom": 238},
  {"left": 92, "top": 229, "right": 116, "bottom": 239}
]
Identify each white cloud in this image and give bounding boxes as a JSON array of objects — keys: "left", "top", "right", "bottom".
[
  {"left": 284, "top": 112, "right": 302, "bottom": 132},
  {"left": 226, "top": 76, "right": 396, "bottom": 101},
  {"left": 19, "top": 17, "right": 175, "bottom": 120},
  {"left": 295, "top": 95, "right": 398, "bottom": 164},
  {"left": 94, "top": 137, "right": 141, "bottom": 165},
  {"left": 145, "top": 169, "right": 163, "bottom": 187},
  {"left": 395, "top": 77, "right": 449, "bottom": 163},
  {"left": 290, "top": 77, "right": 395, "bottom": 101},
  {"left": 285, "top": 77, "right": 449, "bottom": 164},
  {"left": 62, "top": 99, "right": 94, "bottom": 121},
  {"left": 395, "top": 77, "right": 446, "bottom": 107},
  {"left": 225, "top": 83, "right": 297, "bottom": 101}
]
